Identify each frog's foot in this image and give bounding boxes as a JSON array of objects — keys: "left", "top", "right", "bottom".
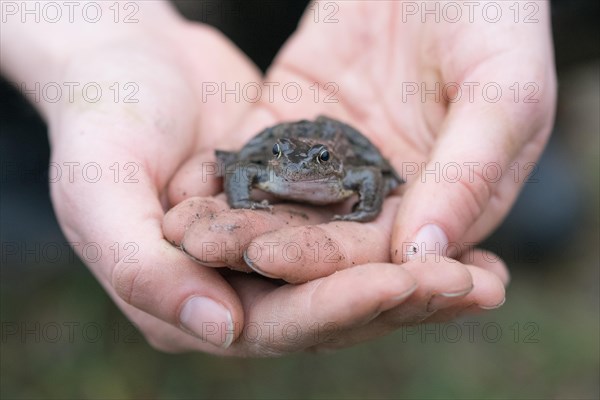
[
  {"left": 251, "top": 199, "right": 273, "bottom": 212},
  {"left": 231, "top": 199, "right": 273, "bottom": 212},
  {"left": 337, "top": 167, "right": 384, "bottom": 223},
  {"left": 332, "top": 209, "right": 379, "bottom": 222},
  {"left": 333, "top": 198, "right": 381, "bottom": 222}
]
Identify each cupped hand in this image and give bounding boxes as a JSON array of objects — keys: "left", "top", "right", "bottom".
[
  {"left": 47, "top": 9, "right": 445, "bottom": 357},
  {"left": 163, "top": 1, "right": 554, "bottom": 352},
  {"left": 164, "top": 195, "right": 507, "bottom": 353},
  {"left": 50, "top": 1, "right": 555, "bottom": 356},
  {"left": 48, "top": 17, "right": 267, "bottom": 354}
]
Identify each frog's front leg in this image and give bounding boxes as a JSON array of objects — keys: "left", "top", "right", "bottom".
[
  {"left": 223, "top": 162, "right": 272, "bottom": 210},
  {"left": 334, "top": 167, "right": 385, "bottom": 222}
]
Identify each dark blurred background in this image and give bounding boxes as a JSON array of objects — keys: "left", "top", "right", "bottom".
[{"left": 1, "top": 1, "right": 598, "bottom": 398}]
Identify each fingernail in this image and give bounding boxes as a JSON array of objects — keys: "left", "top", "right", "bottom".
[
  {"left": 179, "top": 297, "right": 234, "bottom": 348},
  {"left": 479, "top": 297, "right": 506, "bottom": 310},
  {"left": 381, "top": 283, "right": 418, "bottom": 310},
  {"left": 243, "top": 250, "right": 278, "bottom": 279},
  {"left": 427, "top": 286, "right": 473, "bottom": 312},
  {"left": 407, "top": 224, "right": 448, "bottom": 261}
]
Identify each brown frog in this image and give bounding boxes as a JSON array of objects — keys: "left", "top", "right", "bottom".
[{"left": 216, "top": 116, "right": 403, "bottom": 222}]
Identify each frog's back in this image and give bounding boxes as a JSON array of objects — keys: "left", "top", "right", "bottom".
[{"left": 315, "top": 116, "right": 402, "bottom": 183}]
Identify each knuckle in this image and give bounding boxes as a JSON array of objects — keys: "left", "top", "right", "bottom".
[
  {"left": 111, "top": 257, "right": 144, "bottom": 305},
  {"left": 436, "top": 261, "right": 474, "bottom": 290},
  {"left": 455, "top": 168, "right": 493, "bottom": 222},
  {"left": 244, "top": 340, "right": 288, "bottom": 358}
]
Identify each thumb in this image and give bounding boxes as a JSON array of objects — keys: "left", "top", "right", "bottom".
[
  {"left": 50, "top": 138, "right": 245, "bottom": 350},
  {"left": 391, "top": 85, "right": 554, "bottom": 264}
]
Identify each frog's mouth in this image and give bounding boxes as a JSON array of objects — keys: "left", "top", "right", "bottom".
[
  {"left": 258, "top": 168, "right": 342, "bottom": 187},
  {"left": 277, "top": 173, "right": 341, "bottom": 183},
  {"left": 267, "top": 163, "right": 343, "bottom": 183},
  {"left": 256, "top": 173, "right": 352, "bottom": 205}
]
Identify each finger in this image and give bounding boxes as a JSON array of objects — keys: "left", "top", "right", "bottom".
[
  {"left": 99, "top": 287, "right": 237, "bottom": 354},
  {"left": 309, "top": 254, "right": 506, "bottom": 351},
  {"left": 416, "top": 248, "right": 507, "bottom": 323},
  {"left": 179, "top": 203, "right": 332, "bottom": 271},
  {"left": 423, "top": 264, "right": 506, "bottom": 323},
  {"left": 387, "top": 256, "right": 475, "bottom": 319},
  {"left": 391, "top": 40, "right": 557, "bottom": 263},
  {"left": 460, "top": 264, "right": 506, "bottom": 309},
  {"left": 163, "top": 196, "right": 229, "bottom": 246},
  {"left": 245, "top": 197, "right": 400, "bottom": 283},
  {"left": 307, "top": 256, "right": 475, "bottom": 351},
  {"left": 105, "top": 190, "right": 245, "bottom": 349},
  {"left": 459, "top": 247, "right": 510, "bottom": 286},
  {"left": 314, "top": 259, "right": 506, "bottom": 352},
  {"left": 225, "top": 263, "right": 417, "bottom": 356}
]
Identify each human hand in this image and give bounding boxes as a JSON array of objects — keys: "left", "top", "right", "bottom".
[
  {"left": 40, "top": 4, "right": 434, "bottom": 357},
  {"left": 42, "top": 11, "right": 272, "bottom": 354},
  {"left": 163, "top": 1, "right": 553, "bottom": 351}
]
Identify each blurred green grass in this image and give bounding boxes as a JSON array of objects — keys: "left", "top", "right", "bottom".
[{"left": 2, "top": 63, "right": 599, "bottom": 400}]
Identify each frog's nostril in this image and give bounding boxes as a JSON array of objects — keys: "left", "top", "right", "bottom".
[{"left": 286, "top": 164, "right": 301, "bottom": 175}]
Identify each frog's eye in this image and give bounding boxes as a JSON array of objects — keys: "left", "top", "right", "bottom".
[
  {"left": 272, "top": 143, "right": 282, "bottom": 158},
  {"left": 317, "top": 149, "right": 330, "bottom": 163}
]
